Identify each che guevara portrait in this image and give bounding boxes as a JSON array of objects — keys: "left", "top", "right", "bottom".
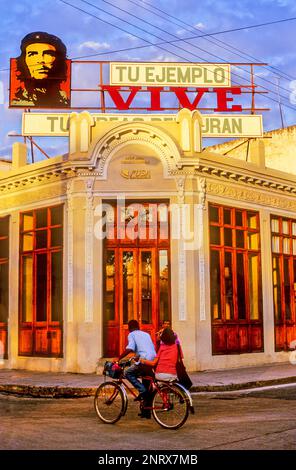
[{"left": 10, "top": 31, "right": 71, "bottom": 108}]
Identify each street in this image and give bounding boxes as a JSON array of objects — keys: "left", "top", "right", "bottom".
[{"left": 1, "top": 385, "right": 296, "bottom": 450}]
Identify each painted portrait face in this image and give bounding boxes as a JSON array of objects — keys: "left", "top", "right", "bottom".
[{"left": 25, "top": 43, "right": 57, "bottom": 79}]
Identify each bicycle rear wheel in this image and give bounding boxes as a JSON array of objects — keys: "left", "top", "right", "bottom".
[
  {"left": 94, "top": 381, "right": 125, "bottom": 424},
  {"left": 152, "top": 383, "right": 189, "bottom": 430}
]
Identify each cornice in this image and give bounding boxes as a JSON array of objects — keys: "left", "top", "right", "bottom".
[
  {"left": 193, "top": 162, "right": 296, "bottom": 195},
  {"left": 0, "top": 165, "right": 77, "bottom": 194},
  {"left": 207, "top": 180, "right": 296, "bottom": 212}
]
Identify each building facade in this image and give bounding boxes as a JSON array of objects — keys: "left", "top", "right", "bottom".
[{"left": 0, "top": 110, "right": 295, "bottom": 373}]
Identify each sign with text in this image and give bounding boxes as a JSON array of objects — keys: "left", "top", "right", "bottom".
[
  {"left": 8, "top": 34, "right": 266, "bottom": 113},
  {"left": 22, "top": 113, "right": 263, "bottom": 138},
  {"left": 110, "top": 62, "right": 231, "bottom": 87}
]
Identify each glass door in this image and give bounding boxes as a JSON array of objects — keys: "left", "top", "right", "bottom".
[{"left": 103, "top": 201, "right": 171, "bottom": 357}]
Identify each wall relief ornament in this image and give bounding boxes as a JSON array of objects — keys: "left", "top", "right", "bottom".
[
  {"left": 207, "top": 181, "right": 296, "bottom": 211},
  {"left": 90, "top": 124, "right": 181, "bottom": 179}
]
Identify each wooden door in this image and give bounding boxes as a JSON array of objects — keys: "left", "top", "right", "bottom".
[
  {"left": 104, "top": 247, "right": 157, "bottom": 356},
  {"left": 103, "top": 201, "right": 170, "bottom": 357},
  {"left": 209, "top": 204, "right": 264, "bottom": 355}
]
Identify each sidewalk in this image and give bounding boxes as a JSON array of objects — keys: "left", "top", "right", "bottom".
[{"left": 0, "top": 362, "right": 295, "bottom": 397}]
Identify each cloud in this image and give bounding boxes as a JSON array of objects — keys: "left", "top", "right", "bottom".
[
  {"left": 6, "top": 130, "right": 18, "bottom": 137},
  {"left": 78, "top": 41, "right": 111, "bottom": 51},
  {"left": 124, "top": 34, "right": 141, "bottom": 42},
  {"left": 195, "top": 22, "right": 206, "bottom": 29}
]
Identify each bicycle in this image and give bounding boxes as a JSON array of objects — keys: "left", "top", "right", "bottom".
[{"left": 94, "top": 359, "right": 194, "bottom": 430}]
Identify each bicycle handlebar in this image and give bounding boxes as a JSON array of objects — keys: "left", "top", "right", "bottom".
[{"left": 118, "top": 356, "right": 137, "bottom": 368}]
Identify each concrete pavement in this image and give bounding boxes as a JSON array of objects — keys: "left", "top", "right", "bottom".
[{"left": 0, "top": 361, "right": 295, "bottom": 397}]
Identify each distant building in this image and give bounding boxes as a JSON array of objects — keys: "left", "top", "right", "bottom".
[{"left": 0, "top": 111, "right": 295, "bottom": 373}]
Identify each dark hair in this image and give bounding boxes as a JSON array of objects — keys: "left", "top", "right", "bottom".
[
  {"left": 16, "top": 31, "right": 68, "bottom": 82},
  {"left": 160, "top": 327, "right": 176, "bottom": 346},
  {"left": 128, "top": 320, "right": 139, "bottom": 331}
]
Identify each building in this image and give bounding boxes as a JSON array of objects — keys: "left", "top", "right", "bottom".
[{"left": 0, "top": 110, "right": 295, "bottom": 373}]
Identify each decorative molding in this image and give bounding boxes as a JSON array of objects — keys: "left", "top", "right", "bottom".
[
  {"left": 120, "top": 169, "right": 151, "bottom": 179},
  {"left": 0, "top": 168, "right": 76, "bottom": 195},
  {"left": 0, "top": 184, "right": 68, "bottom": 211},
  {"left": 97, "top": 135, "right": 170, "bottom": 178},
  {"left": 207, "top": 181, "right": 296, "bottom": 211},
  {"left": 197, "top": 177, "right": 207, "bottom": 209},
  {"left": 195, "top": 164, "right": 296, "bottom": 195},
  {"left": 90, "top": 124, "right": 181, "bottom": 179},
  {"left": 85, "top": 178, "right": 94, "bottom": 322},
  {"left": 196, "top": 206, "right": 206, "bottom": 321},
  {"left": 178, "top": 190, "right": 187, "bottom": 321},
  {"left": 66, "top": 179, "right": 74, "bottom": 322},
  {"left": 176, "top": 176, "right": 185, "bottom": 204}
]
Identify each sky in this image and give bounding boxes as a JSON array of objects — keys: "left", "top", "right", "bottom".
[{"left": 0, "top": 0, "right": 295, "bottom": 161}]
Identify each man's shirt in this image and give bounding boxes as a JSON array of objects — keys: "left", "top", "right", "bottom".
[{"left": 127, "top": 330, "right": 156, "bottom": 360}]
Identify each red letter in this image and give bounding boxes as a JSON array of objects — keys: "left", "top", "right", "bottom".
[
  {"left": 147, "top": 87, "right": 164, "bottom": 111},
  {"left": 170, "top": 87, "right": 209, "bottom": 110},
  {"left": 214, "top": 87, "right": 242, "bottom": 112},
  {"left": 102, "top": 85, "right": 141, "bottom": 110}
]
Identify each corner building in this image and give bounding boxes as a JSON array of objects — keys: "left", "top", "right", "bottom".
[{"left": 0, "top": 110, "right": 295, "bottom": 373}]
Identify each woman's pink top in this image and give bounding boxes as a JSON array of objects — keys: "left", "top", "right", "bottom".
[{"left": 155, "top": 343, "right": 178, "bottom": 375}]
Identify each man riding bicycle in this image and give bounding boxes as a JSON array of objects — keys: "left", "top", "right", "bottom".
[{"left": 115, "top": 319, "right": 156, "bottom": 418}]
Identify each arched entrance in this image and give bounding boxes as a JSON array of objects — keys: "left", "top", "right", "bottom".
[{"left": 103, "top": 200, "right": 171, "bottom": 357}]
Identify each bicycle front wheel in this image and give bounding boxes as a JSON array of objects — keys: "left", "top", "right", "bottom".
[
  {"left": 152, "top": 383, "right": 189, "bottom": 430},
  {"left": 94, "top": 381, "right": 125, "bottom": 424}
]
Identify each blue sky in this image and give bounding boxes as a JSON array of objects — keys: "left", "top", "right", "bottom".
[{"left": 0, "top": 0, "right": 295, "bottom": 160}]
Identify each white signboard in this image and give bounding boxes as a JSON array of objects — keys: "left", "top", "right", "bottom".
[
  {"left": 110, "top": 62, "right": 231, "bottom": 87},
  {"left": 22, "top": 113, "right": 263, "bottom": 138}
]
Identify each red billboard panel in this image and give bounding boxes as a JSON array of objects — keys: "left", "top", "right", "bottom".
[{"left": 9, "top": 32, "right": 71, "bottom": 108}]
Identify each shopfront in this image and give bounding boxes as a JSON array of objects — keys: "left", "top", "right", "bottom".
[{"left": 0, "top": 112, "right": 296, "bottom": 372}]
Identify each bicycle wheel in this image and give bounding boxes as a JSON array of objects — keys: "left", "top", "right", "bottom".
[
  {"left": 152, "top": 383, "right": 189, "bottom": 430},
  {"left": 94, "top": 381, "right": 125, "bottom": 424}
]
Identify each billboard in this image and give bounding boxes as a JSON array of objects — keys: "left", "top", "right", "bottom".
[
  {"left": 9, "top": 31, "right": 71, "bottom": 108},
  {"left": 110, "top": 62, "right": 231, "bottom": 87},
  {"left": 8, "top": 33, "right": 265, "bottom": 120},
  {"left": 22, "top": 113, "right": 263, "bottom": 138}
]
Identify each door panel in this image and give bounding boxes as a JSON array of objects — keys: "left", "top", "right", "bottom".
[
  {"left": 138, "top": 248, "right": 156, "bottom": 342},
  {"left": 120, "top": 249, "right": 138, "bottom": 354},
  {"left": 271, "top": 216, "right": 296, "bottom": 351},
  {"left": 103, "top": 201, "right": 170, "bottom": 357}
]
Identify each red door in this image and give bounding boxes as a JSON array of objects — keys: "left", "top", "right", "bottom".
[
  {"left": 271, "top": 216, "right": 296, "bottom": 351},
  {"left": 0, "top": 216, "right": 9, "bottom": 360},
  {"left": 103, "top": 201, "right": 170, "bottom": 357},
  {"left": 19, "top": 206, "right": 63, "bottom": 357},
  {"left": 209, "top": 204, "right": 264, "bottom": 354}
]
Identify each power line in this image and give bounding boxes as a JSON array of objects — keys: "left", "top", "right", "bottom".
[
  {"left": 0, "top": 6, "right": 295, "bottom": 76},
  {"left": 59, "top": 0, "right": 249, "bottom": 85},
  {"left": 78, "top": 0, "right": 294, "bottom": 108},
  {"left": 101, "top": 0, "right": 293, "bottom": 99},
  {"left": 69, "top": 0, "right": 191, "bottom": 62},
  {"left": 134, "top": 0, "right": 295, "bottom": 82},
  {"left": 57, "top": 0, "right": 296, "bottom": 112},
  {"left": 1, "top": 0, "right": 295, "bottom": 113}
]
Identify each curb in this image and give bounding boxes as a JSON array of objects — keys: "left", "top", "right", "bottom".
[
  {"left": 190, "top": 375, "right": 296, "bottom": 393},
  {"left": 0, "top": 385, "right": 97, "bottom": 398},
  {"left": 0, "top": 375, "right": 296, "bottom": 398}
]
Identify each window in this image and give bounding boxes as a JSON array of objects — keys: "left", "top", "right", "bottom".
[
  {"left": 0, "top": 216, "right": 9, "bottom": 360},
  {"left": 19, "top": 206, "right": 63, "bottom": 357},
  {"left": 271, "top": 216, "right": 296, "bottom": 351},
  {"left": 209, "top": 204, "right": 263, "bottom": 354}
]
